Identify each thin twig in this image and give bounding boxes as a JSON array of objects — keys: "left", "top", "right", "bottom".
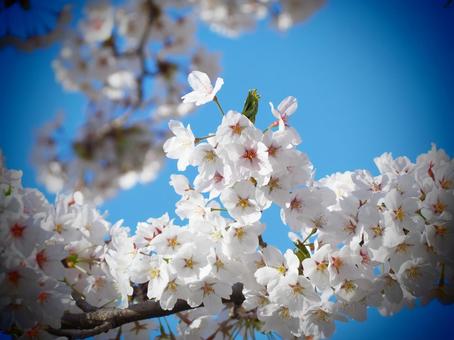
[{"left": 213, "top": 96, "right": 225, "bottom": 116}]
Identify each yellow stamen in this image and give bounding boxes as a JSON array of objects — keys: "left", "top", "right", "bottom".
[
  {"left": 237, "top": 197, "right": 250, "bottom": 209},
  {"left": 341, "top": 280, "right": 356, "bottom": 293},
  {"left": 394, "top": 206, "right": 405, "bottom": 222},
  {"left": 167, "top": 280, "right": 177, "bottom": 292},
  {"left": 167, "top": 236, "right": 179, "bottom": 249},
  {"left": 234, "top": 227, "right": 245, "bottom": 240},
  {"left": 54, "top": 223, "right": 63, "bottom": 234},
  {"left": 433, "top": 199, "right": 446, "bottom": 215},
  {"left": 277, "top": 264, "right": 287, "bottom": 274},
  {"left": 289, "top": 282, "right": 304, "bottom": 295},
  {"left": 150, "top": 268, "right": 160, "bottom": 279},
  {"left": 371, "top": 225, "right": 384, "bottom": 237},
  {"left": 184, "top": 257, "right": 195, "bottom": 269},
  {"left": 202, "top": 282, "right": 215, "bottom": 296}
]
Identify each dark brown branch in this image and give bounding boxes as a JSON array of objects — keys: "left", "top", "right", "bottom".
[
  {"left": 46, "top": 322, "right": 111, "bottom": 338},
  {"left": 47, "top": 283, "right": 245, "bottom": 339},
  {"left": 71, "top": 290, "right": 98, "bottom": 313},
  {"left": 258, "top": 235, "right": 267, "bottom": 249},
  {"left": 134, "top": 0, "right": 160, "bottom": 107}
]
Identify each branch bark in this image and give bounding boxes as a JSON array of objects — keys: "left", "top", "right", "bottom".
[
  {"left": 70, "top": 290, "right": 98, "bottom": 313},
  {"left": 47, "top": 283, "right": 245, "bottom": 339}
]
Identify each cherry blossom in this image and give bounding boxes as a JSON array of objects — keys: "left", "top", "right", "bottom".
[
  {"left": 181, "top": 71, "right": 224, "bottom": 106},
  {"left": 1, "top": 73, "right": 453, "bottom": 339}
]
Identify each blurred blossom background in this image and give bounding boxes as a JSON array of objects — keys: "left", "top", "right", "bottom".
[{"left": 1, "top": 0, "right": 454, "bottom": 338}]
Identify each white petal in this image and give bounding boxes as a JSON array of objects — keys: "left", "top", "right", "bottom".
[
  {"left": 278, "top": 96, "right": 297, "bottom": 116},
  {"left": 188, "top": 71, "right": 212, "bottom": 92}
]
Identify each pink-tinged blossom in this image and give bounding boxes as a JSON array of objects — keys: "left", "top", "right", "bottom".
[
  {"left": 269, "top": 96, "right": 301, "bottom": 144},
  {"left": 215, "top": 110, "right": 259, "bottom": 144},
  {"left": 134, "top": 213, "right": 172, "bottom": 250},
  {"left": 79, "top": 2, "right": 114, "bottom": 43}
]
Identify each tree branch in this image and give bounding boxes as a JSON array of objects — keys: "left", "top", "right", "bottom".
[
  {"left": 47, "top": 283, "right": 245, "bottom": 339},
  {"left": 71, "top": 290, "right": 98, "bottom": 313},
  {"left": 46, "top": 322, "right": 112, "bottom": 338}
]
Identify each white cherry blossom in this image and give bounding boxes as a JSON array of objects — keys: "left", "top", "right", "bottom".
[
  {"left": 163, "top": 120, "right": 195, "bottom": 171},
  {"left": 181, "top": 71, "right": 224, "bottom": 106}
]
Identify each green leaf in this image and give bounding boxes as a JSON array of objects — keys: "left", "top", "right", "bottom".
[
  {"left": 241, "top": 89, "right": 260, "bottom": 124},
  {"left": 158, "top": 319, "right": 167, "bottom": 337},
  {"left": 294, "top": 241, "right": 311, "bottom": 262},
  {"left": 3, "top": 184, "right": 12, "bottom": 197},
  {"left": 61, "top": 253, "right": 79, "bottom": 268}
]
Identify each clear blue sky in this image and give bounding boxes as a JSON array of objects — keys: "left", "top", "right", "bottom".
[{"left": 1, "top": 0, "right": 453, "bottom": 339}]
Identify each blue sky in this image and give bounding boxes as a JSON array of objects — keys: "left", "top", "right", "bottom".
[{"left": 1, "top": 0, "right": 454, "bottom": 338}]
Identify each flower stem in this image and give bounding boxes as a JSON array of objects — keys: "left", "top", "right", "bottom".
[
  {"left": 213, "top": 96, "right": 225, "bottom": 116},
  {"left": 439, "top": 262, "right": 445, "bottom": 287},
  {"left": 301, "top": 228, "right": 317, "bottom": 244},
  {"left": 195, "top": 134, "right": 215, "bottom": 144}
]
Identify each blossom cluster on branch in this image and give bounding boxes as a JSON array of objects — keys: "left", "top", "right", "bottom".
[
  {"left": 32, "top": 0, "right": 324, "bottom": 204},
  {"left": 1, "top": 71, "right": 453, "bottom": 339}
]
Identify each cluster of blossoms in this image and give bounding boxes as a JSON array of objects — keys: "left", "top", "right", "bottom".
[
  {"left": 32, "top": 110, "right": 166, "bottom": 204},
  {"left": 52, "top": 0, "right": 221, "bottom": 109},
  {"left": 36, "top": 0, "right": 221, "bottom": 203},
  {"left": 35, "top": 0, "right": 324, "bottom": 203},
  {"left": 159, "top": 72, "right": 454, "bottom": 338},
  {"left": 52, "top": 0, "right": 325, "bottom": 106},
  {"left": 2, "top": 71, "right": 453, "bottom": 339},
  {"left": 192, "top": 0, "right": 325, "bottom": 37},
  {"left": 0, "top": 151, "right": 158, "bottom": 338}
]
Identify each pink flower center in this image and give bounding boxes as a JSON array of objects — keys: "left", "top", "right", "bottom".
[
  {"left": 8, "top": 271, "right": 21, "bottom": 286},
  {"left": 36, "top": 250, "right": 48, "bottom": 269},
  {"left": 242, "top": 148, "right": 257, "bottom": 162},
  {"left": 331, "top": 256, "right": 343, "bottom": 274},
  {"left": 290, "top": 197, "right": 302, "bottom": 211},
  {"left": 26, "top": 325, "right": 40, "bottom": 337},
  {"left": 267, "top": 144, "right": 279, "bottom": 157},
  {"left": 214, "top": 171, "right": 224, "bottom": 183},
  {"left": 38, "top": 292, "right": 49, "bottom": 304},
  {"left": 229, "top": 122, "right": 244, "bottom": 135},
  {"left": 10, "top": 223, "right": 25, "bottom": 238}
]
